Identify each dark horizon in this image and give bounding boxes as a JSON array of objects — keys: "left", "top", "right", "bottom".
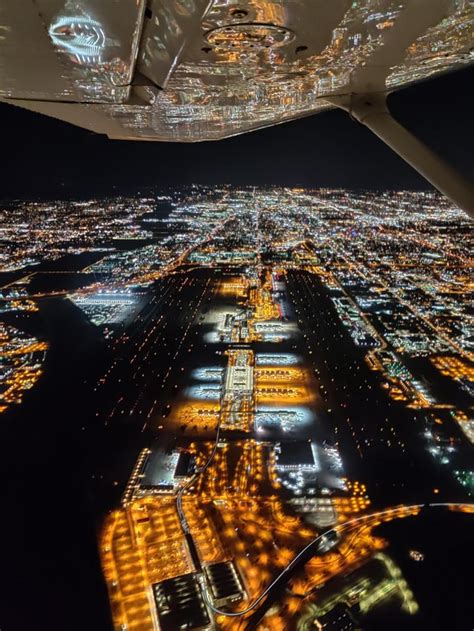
[{"left": 1, "top": 66, "right": 473, "bottom": 200}]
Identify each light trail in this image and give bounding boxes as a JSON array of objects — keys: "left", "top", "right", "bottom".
[{"left": 204, "top": 502, "right": 474, "bottom": 618}]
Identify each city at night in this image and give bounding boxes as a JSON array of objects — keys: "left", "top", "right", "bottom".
[{"left": 0, "top": 3, "right": 473, "bottom": 631}]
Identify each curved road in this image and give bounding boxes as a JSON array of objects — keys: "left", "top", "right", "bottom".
[{"left": 201, "top": 501, "right": 474, "bottom": 619}]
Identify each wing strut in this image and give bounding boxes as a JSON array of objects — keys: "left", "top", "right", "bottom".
[{"left": 327, "top": 93, "right": 474, "bottom": 218}]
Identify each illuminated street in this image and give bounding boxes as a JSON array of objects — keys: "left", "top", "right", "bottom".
[
  {"left": 1, "top": 0, "right": 473, "bottom": 625},
  {"left": 1, "top": 188, "right": 473, "bottom": 631}
]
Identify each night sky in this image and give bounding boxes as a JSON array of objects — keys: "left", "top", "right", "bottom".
[{"left": 0, "top": 66, "right": 473, "bottom": 199}]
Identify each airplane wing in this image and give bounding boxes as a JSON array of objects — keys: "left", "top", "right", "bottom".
[
  {"left": 1, "top": 1, "right": 473, "bottom": 214},
  {"left": 0, "top": 0, "right": 472, "bottom": 142}
]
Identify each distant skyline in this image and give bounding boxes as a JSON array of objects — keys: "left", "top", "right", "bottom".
[{"left": 1, "top": 66, "right": 473, "bottom": 199}]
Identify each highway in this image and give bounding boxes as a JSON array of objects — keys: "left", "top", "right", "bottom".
[
  {"left": 95, "top": 256, "right": 473, "bottom": 631},
  {"left": 203, "top": 502, "right": 474, "bottom": 621}
]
